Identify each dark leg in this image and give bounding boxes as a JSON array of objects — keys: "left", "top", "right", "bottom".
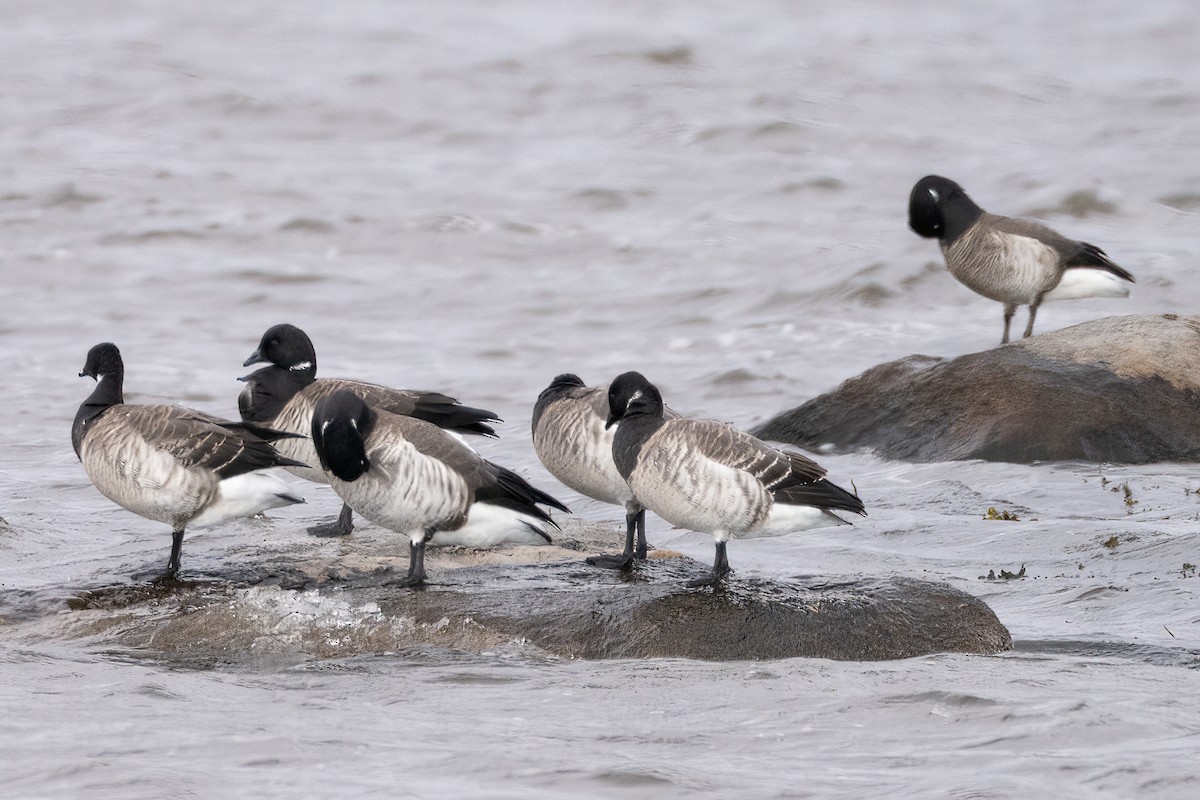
[
  {"left": 686, "top": 540, "right": 731, "bottom": 588},
  {"left": 713, "top": 540, "right": 730, "bottom": 578},
  {"left": 152, "top": 528, "right": 185, "bottom": 583},
  {"left": 394, "top": 535, "right": 429, "bottom": 588},
  {"left": 633, "top": 508, "right": 648, "bottom": 560},
  {"left": 1001, "top": 304, "right": 1017, "bottom": 345},
  {"left": 1023, "top": 296, "right": 1043, "bottom": 339},
  {"left": 585, "top": 507, "right": 646, "bottom": 570},
  {"left": 307, "top": 503, "right": 355, "bottom": 538}
]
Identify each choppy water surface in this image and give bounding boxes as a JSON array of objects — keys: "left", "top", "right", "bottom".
[{"left": 2, "top": 0, "right": 1199, "bottom": 797}]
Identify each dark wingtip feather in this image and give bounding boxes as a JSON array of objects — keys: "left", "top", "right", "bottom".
[
  {"left": 1072, "top": 242, "right": 1135, "bottom": 282},
  {"left": 231, "top": 420, "right": 307, "bottom": 442},
  {"left": 774, "top": 478, "right": 867, "bottom": 516},
  {"left": 404, "top": 396, "right": 502, "bottom": 438},
  {"left": 456, "top": 420, "right": 500, "bottom": 438},
  {"left": 274, "top": 455, "right": 312, "bottom": 470},
  {"left": 520, "top": 520, "right": 555, "bottom": 543},
  {"left": 476, "top": 463, "right": 571, "bottom": 522},
  {"left": 521, "top": 482, "right": 571, "bottom": 515}
]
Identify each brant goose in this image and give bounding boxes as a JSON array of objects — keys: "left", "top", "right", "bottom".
[
  {"left": 605, "top": 372, "right": 865, "bottom": 587},
  {"left": 312, "top": 390, "right": 568, "bottom": 587},
  {"left": 239, "top": 323, "right": 501, "bottom": 537},
  {"left": 73, "top": 343, "right": 306, "bottom": 581},
  {"left": 533, "top": 373, "right": 670, "bottom": 569},
  {"left": 909, "top": 175, "right": 1134, "bottom": 344}
]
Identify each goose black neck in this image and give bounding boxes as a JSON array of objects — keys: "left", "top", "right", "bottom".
[
  {"left": 72, "top": 372, "right": 123, "bottom": 458},
  {"left": 939, "top": 192, "right": 984, "bottom": 244},
  {"left": 610, "top": 412, "right": 665, "bottom": 481},
  {"left": 238, "top": 364, "right": 314, "bottom": 423}
]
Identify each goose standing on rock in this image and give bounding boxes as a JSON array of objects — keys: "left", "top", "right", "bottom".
[
  {"left": 605, "top": 372, "right": 866, "bottom": 587},
  {"left": 533, "top": 373, "right": 667, "bottom": 569},
  {"left": 239, "top": 323, "right": 502, "bottom": 537},
  {"left": 73, "top": 343, "right": 307, "bottom": 581},
  {"left": 311, "top": 390, "right": 569, "bottom": 587},
  {"left": 908, "top": 175, "right": 1135, "bottom": 344}
]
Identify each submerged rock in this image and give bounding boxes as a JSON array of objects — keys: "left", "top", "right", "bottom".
[
  {"left": 51, "top": 521, "right": 1011, "bottom": 666},
  {"left": 755, "top": 314, "right": 1200, "bottom": 464}
]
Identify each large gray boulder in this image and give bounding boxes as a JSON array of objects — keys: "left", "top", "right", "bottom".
[
  {"left": 55, "top": 521, "right": 1011, "bottom": 665},
  {"left": 754, "top": 314, "right": 1200, "bottom": 463}
]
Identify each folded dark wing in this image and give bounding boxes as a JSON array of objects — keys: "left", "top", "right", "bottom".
[
  {"left": 1064, "top": 241, "right": 1135, "bottom": 281},
  {"left": 681, "top": 420, "right": 864, "bottom": 515},
  {"left": 322, "top": 379, "right": 501, "bottom": 437},
  {"left": 127, "top": 406, "right": 306, "bottom": 477}
]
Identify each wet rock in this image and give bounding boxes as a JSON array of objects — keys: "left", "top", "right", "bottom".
[
  {"left": 754, "top": 314, "right": 1200, "bottom": 464},
  {"left": 49, "top": 521, "right": 1011, "bottom": 666}
]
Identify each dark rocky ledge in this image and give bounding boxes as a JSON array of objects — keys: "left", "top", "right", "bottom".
[
  {"left": 44, "top": 521, "right": 1011, "bottom": 666},
  {"left": 754, "top": 314, "right": 1200, "bottom": 464}
]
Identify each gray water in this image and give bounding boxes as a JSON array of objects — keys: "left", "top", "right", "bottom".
[{"left": 3, "top": 0, "right": 1200, "bottom": 797}]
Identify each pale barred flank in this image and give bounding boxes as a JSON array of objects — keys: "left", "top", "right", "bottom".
[
  {"left": 79, "top": 410, "right": 221, "bottom": 528},
  {"left": 329, "top": 430, "right": 473, "bottom": 544},
  {"left": 78, "top": 403, "right": 300, "bottom": 529},
  {"left": 317, "top": 403, "right": 561, "bottom": 550},
  {"left": 942, "top": 215, "right": 1065, "bottom": 306},
  {"left": 532, "top": 383, "right": 636, "bottom": 508},
  {"left": 628, "top": 420, "right": 792, "bottom": 537}
]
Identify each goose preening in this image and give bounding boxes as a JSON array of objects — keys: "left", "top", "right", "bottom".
[
  {"left": 908, "top": 175, "right": 1134, "bottom": 344},
  {"left": 239, "top": 323, "right": 502, "bottom": 537},
  {"left": 73, "top": 343, "right": 306, "bottom": 581},
  {"left": 605, "top": 371, "right": 866, "bottom": 587},
  {"left": 532, "top": 373, "right": 665, "bottom": 569},
  {"left": 311, "top": 390, "right": 569, "bottom": 587}
]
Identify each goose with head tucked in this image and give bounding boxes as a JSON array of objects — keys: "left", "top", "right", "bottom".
[
  {"left": 605, "top": 371, "right": 866, "bottom": 587},
  {"left": 532, "top": 373, "right": 675, "bottom": 569},
  {"left": 73, "top": 343, "right": 307, "bottom": 581},
  {"left": 908, "top": 175, "right": 1134, "bottom": 344},
  {"left": 312, "top": 390, "right": 569, "bottom": 587},
  {"left": 239, "top": 323, "right": 502, "bottom": 538}
]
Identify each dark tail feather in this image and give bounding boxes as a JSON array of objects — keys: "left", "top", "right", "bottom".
[
  {"left": 218, "top": 421, "right": 310, "bottom": 473},
  {"left": 475, "top": 463, "right": 570, "bottom": 527},
  {"left": 229, "top": 420, "right": 307, "bottom": 442},
  {"left": 406, "top": 395, "right": 502, "bottom": 438},
  {"left": 1068, "top": 242, "right": 1135, "bottom": 283},
  {"left": 519, "top": 520, "right": 554, "bottom": 544},
  {"left": 214, "top": 437, "right": 310, "bottom": 477},
  {"left": 271, "top": 453, "right": 311, "bottom": 471},
  {"left": 773, "top": 478, "right": 866, "bottom": 516}
]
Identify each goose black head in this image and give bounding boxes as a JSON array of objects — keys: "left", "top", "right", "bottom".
[
  {"left": 533, "top": 373, "right": 588, "bottom": 431},
  {"left": 908, "top": 175, "right": 983, "bottom": 243},
  {"left": 244, "top": 323, "right": 317, "bottom": 375},
  {"left": 311, "top": 390, "right": 374, "bottom": 482},
  {"left": 547, "top": 373, "right": 586, "bottom": 391},
  {"left": 75, "top": 343, "right": 125, "bottom": 449},
  {"left": 80, "top": 342, "right": 124, "bottom": 382},
  {"left": 605, "top": 371, "right": 664, "bottom": 429}
]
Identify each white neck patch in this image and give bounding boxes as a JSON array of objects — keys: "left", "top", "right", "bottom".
[{"left": 289, "top": 361, "right": 313, "bottom": 371}]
